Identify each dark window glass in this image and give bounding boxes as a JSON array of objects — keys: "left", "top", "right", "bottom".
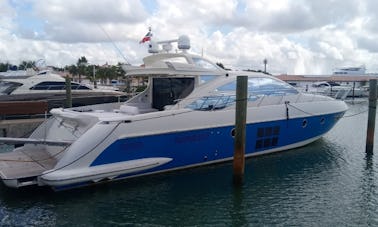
[
  {"left": 153, "top": 78, "right": 195, "bottom": 110},
  {"left": 0, "top": 81, "right": 22, "bottom": 94},
  {"left": 30, "top": 81, "right": 66, "bottom": 90},
  {"left": 264, "top": 138, "right": 271, "bottom": 147},
  {"left": 77, "top": 85, "right": 91, "bottom": 90},
  {"left": 273, "top": 126, "right": 280, "bottom": 135},
  {"left": 257, "top": 128, "right": 264, "bottom": 137},
  {"left": 70, "top": 84, "right": 78, "bottom": 89},
  {"left": 272, "top": 137, "right": 278, "bottom": 146},
  {"left": 255, "top": 140, "right": 263, "bottom": 149},
  {"left": 265, "top": 127, "right": 272, "bottom": 137}
]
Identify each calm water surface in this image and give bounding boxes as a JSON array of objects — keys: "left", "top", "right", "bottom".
[{"left": 1, "top": 100, "right": 378, "bottom": 226}]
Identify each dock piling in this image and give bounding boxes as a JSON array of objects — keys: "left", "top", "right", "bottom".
[
  {"left": 366, "top": 79, "right": 377, "bottom": 154},
  {"left": 65, "top": 76, "right": 72, "bottom": 108},
  {"left": 233, "top": 76, "right": 248, "bottom": 185}
]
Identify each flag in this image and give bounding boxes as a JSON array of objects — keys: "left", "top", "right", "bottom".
[{"left": 139, "top": 31, "right": 152, "bottom": 44}]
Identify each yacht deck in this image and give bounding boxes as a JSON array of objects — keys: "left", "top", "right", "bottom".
[{"left": 0, "top": 149, "right": 57, "bottom": 187}]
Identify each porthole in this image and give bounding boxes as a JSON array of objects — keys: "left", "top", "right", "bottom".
[
  {"left": 231, "top": 128, "right": 235, "bottom": 137},
  {"left": 320, "top": 117, "right": 325, "bottom": 125},
  {"left": 302, "top": 119, "right": 308, "bottom": 128}
]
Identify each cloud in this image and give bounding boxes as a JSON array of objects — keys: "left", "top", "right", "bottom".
[
  {"left": 241, "top": 0, "right": 359, "bottom": 32},
  {"left": 357, "top": 36, "right": 378, "bottom": 53},
  {"left": 1, "top": 0, "right": 378, "bottom": 74},
  {"left": 22, "top": 0, "right": 149, "bottom": 43}
]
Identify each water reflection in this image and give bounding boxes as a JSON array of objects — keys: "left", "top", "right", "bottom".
[
  {"left": 231, "top": 186, "right": 247, "bottom": 227},
  {"left": 357, "top": 153, "right": 378, "bottom": 226},
  {"left": 1, "top": 100, "right": 378, "bottom": 225}
]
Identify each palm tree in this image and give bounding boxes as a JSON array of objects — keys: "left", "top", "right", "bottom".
[
  {"left": 0, "top": 63, "right": 11, "bottom": 72},
  {"left": 18, "top": 61, "right": 35, "bottom": 70},
  {"left": 77, "top": 56, "right": 88, "bottom": 83},
  {"left": 65, "top": 65, "right": 78, "bottom": 80}
]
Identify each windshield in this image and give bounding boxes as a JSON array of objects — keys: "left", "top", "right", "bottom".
[
  {"left": 0, "top": 81, "right": 22, "bottom": 95},
  {"left": 216, "top": 77, "right": 298, "bottom": 95},
  {"left": 192, "top": 58, "right": 220, "bottom": 70},
  {"left": 186, "top": 76, "right": 298, "bottom": 111}
]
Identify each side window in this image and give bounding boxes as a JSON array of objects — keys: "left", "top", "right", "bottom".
[
  {"left": 70, "top": 83, "right": 91, "bottom": 90},
  {"left": 71, "top": 83, "right": 79, "bottom": 90},
  {"left": 0, "top": 81, "right": 22, "bottom": 94},
  {"left": 76, "top": 85, "right": 91, "bottom": 90},
  {"left": 186, "top": 95, "right": 236, "bottom": 110},
  {"left": 30, "top": 81, "right": 66, "bottom": 90},
  {"left": 152, "top": 78, "right": 195, "bottom": 110}
]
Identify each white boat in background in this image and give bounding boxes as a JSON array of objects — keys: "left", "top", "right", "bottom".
[
  {"left": 323, "top": 85, "right": 365, "bottom": 98},
  {"left": 0, "top": 70, "right": 124, "bottom": 100},
  {"left": 297, "top": 81, "right": 365, "bottom": 99},
  {"left": 0, "top": 34, "right": 348, "bottom": 190},
  {"left": 333, "top": 65, "right": 366, "bottom": 75}
]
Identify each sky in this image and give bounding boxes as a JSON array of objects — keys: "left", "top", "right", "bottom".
[{"left": 1, "top": 0, "right": 378, "bottom": 75}]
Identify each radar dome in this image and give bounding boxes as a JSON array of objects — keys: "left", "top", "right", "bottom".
[{"left": 178, "top": 35, "right": 190, "bottom": 50}]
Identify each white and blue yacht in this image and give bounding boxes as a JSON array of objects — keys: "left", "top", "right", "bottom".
[{"left": 0, "top": 35, "right": 348, "bottom": 190}]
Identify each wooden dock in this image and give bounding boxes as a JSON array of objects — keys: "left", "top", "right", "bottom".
[{"left": 0, "top": 100, "right": 48, "bottom": 118}]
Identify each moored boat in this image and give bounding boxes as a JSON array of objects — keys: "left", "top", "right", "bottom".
[
  {"left": 0, "top": 34, "right": 348, "bottom": 190},
  {"left": 0, "top": 70, "right": 124, "bottom": 99}
]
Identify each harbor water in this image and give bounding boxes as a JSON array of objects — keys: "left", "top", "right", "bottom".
[{"left": 0, "top": 99, "right": 378, "bottom": 226}]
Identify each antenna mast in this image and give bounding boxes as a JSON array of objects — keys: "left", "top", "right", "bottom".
[{"left": 97, "top": 24, "right": 131, "bottom": 64}]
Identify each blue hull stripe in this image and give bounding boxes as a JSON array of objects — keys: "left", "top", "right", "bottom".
[{"left": 89, "top": 112, "right": 343, "bottom": 178}]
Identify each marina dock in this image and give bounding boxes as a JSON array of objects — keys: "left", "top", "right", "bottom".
[{"left": 276, "top": 74, "right": 377, "bottom": 83}]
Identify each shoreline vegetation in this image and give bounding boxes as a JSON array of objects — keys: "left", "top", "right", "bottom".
[{"left": 0, "top": 56, "right": 126, "bottom": 85}]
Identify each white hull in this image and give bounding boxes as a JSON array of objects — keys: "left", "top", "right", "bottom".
[{"left": 40, "top": 158, "right": 172, "bottom": 187}]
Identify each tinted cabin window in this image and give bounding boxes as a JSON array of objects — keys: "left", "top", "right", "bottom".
[
  {"left": 0, "top": 81, "right": 23, "bottom": 95},
  {"left": 71, "top": 83, "right": 91, "bottom": 90},
  {"left": 152, "top": 78, "right": 194, "bottom": 110},
  {"left": 76, "top": 85, "right": 91, "bottom": 90},
  {"left": 30, "top": 81, "right": 91, "bottom": 90},
  {"left": 30, "top": 81, "right": 66, "bottom": 90}
]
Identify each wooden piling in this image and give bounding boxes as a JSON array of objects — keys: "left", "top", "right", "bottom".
[
  {"left": 65, "top": 76, "right": 72, "bottom": 108},
  {"left": 233, "top": 76, "right": 248, "bottom": 185},
  {"left": 366, "top": 79, "right": 377, "bottom": 154}
]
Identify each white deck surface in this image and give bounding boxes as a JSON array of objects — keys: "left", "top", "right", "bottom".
[{"left": 0, "top": 149, "right": 57, "bottom": 179}]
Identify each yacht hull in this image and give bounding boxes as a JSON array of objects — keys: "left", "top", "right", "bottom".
[{"left": 47, "top": 109, "right": 344, "bottom": 190}]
